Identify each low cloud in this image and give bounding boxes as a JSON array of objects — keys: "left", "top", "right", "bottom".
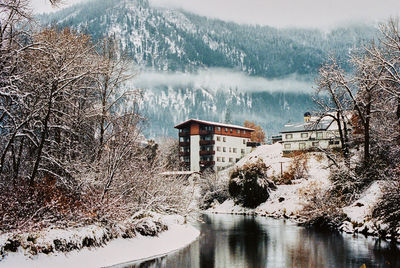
[{"left": 133, "top": 68, "right": 314, "bottom": 94}]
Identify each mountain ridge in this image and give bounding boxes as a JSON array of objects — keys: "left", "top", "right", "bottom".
[{"left": 39, "top": 0, "right": 377, "bottom": 138}]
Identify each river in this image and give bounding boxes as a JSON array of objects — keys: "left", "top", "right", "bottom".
[{"left": 121, "top": 214, "right": 400, "bottom": 268}]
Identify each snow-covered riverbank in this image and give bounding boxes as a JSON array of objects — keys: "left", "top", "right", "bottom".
[
  {"left": 0, "top": 215, "right": 200, "bottom": 268},
  {"left": 207, "top": 143, "right": 400, "bottom": 242}
]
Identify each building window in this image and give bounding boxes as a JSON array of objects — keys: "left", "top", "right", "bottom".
[
  {"left": 230, "top": 128, "right": 233, "bottom": 133},
  {"left": 225, "top": 128, "right": 228, "bottom": 132},
  {"left": 285, "top": 134, "right": 293, "bottom": 139},
  {"left": 222, "top": 157, "right": 225, "bottom": 162},
  {"left": 284, "top": 143, "right": 291, "bottom": 149},
  {"left": 236, "top": 129, "right": 240, "bottom": 134},
  {"left": 301, "top": 133, "right": 308, "bottom": 138},
  {"left": 217, "top": 136, "right": 221, "bottom": 141},
  {"left": 312, "top": 141, "right": 319, "bottom": 147},
  {"left": 299, "top": 143, "right": 306, "bottom": 150},
  {"left": 229, "top": 148, "right": 232, "bottom": 153},
  {"left": 233, "top": 148, "right": 237, "bottom": 153},
  {"left": 217, "top": 157, "right": 221, "bottom": 162},
  {"left": 223, "top": 137, "right": 226, "bottom": 142},
  {"left": 223, "top": 147, "right": 226, "bottom": 152},
  {"left": 229, "top": 158, "right": 234, "bottom": 163},
  {"left": 217, "top": 127, "right": 221, "bottom": 131},
  {"left": 217, "top": 146, "right": 221, "bottom": 152},
  {"left": 241, "top": 149, "right": 245, "bottom": 154},
  {"left": 316, "top": 132, "right": 323, "bottom": 139},
  {"left": 243, "top": 130, "right": 246, "bottom": 134},
  {"left": 243, "top": 139, "right": 246, "bottom": 144},
  {"left": 236, "top": 158, "right": 240, "bottom": 162}
]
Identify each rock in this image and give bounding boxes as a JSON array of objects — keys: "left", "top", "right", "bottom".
[
  {"left": 355, "top": 202, "right": 364, "bottom": 207},
  {"left": 278, "top": 197, "right": 285, "bottom": 203},
  {"left": 340, "top": 221, "right": 354, "bottom": 234}
]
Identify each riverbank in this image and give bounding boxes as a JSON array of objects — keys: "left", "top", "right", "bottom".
[
  {"left": 207, "top": 143, "right": 400, "bottom": 242},
  {"left": 0, "top": 214, "right": 200, "bottom": 268}
]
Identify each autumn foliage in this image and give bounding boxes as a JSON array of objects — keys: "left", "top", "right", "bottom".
[{"left": 243, "top": 120, "right": 266, "bottom": 143}]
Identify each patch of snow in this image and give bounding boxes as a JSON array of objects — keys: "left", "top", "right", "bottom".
[
  {"left": 0, "top": 222, "right": 199, "bottom": 268},
  {"left": 342, "top": 181, "right": 385, "bottom": 224}
]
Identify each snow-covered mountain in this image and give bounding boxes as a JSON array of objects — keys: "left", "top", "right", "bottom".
[{"left": 40, "top": 0, "right": 377, "bottom": 138}]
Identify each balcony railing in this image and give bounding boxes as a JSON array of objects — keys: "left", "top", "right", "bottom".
[
  {"left": 199, "top": 150, "right": 215, "bottom": 156},
  {"left": 199, "top": 130, "right": 212, "bottom": 135},
  {"left": 200, "top": 160, "right": 215, "bottom": 166},
  {"left": 199, "top": 140, "right": 215, "bottom": 145},
  {"left": 179, "top": 132, "right": 190, "bottom": 137},
  {"left": 179, "top": 152, "right": 190, "bottom": 156},
  {"left": 179, "top": 142, "right": 190, "bottom": 147}
]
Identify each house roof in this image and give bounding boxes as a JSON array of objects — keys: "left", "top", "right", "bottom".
[
  {"left": 174, "top": 119, "right": 255, "bottom": 131},
  {"left": 280, "top": 119, "right": 334, "bottom": 133}
]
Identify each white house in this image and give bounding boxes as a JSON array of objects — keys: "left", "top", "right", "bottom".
[{"left": 280, "top": 113, "right": 347, "bottom": 155}]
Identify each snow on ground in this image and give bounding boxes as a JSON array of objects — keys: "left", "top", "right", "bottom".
[
  {"left": 343, "top": 181, "right": 385, "bottom": 224},
  {"left": 237, "top": 143, "right": 291, "bottom": 177},
  {"left": 208, "top": 143, "right": 396, "bottom": 239},
  {"left": 209, "top": 143, "right": 331, "bottom": 218},
  {"left": 0, "top": 217, "right": 200, "bottom": 268},
  {"left": 340, "top": 181, "right": 390, "bottom": 236}
]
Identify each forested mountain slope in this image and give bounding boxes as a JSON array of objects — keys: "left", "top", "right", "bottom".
[{"left": 40, "top": 0, "right": 377, "bottom": 137}]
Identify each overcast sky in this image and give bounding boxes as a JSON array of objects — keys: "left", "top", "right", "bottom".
[{"left": 31, "top": 0, "right": 400, "bottom": 28}]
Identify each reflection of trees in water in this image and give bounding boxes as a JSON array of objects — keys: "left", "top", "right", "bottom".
[
  {"left": 125, "top": 215, "right": 400, "bottom": 268},
  {"left": 287, "top": 229, "right": 400, "bottom": 268},
  {"left": 227, "top": 217, "right": 268, "bottom": 268},
  {"left": 126, "top": 257, "right": 167, "bottom": 268},
  {"left": 200, "top": 215, "right": 216, "bottom": 268}
]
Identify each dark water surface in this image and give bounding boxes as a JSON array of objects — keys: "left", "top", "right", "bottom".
[{"left": 123, "top": 214, "right": 400, "bottom": 268}]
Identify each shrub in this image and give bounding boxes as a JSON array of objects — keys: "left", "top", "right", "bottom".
[
  {"left": 198, "top": 170, "right": 229, "bottom": 210},
  {"left": 274, "top": 152, "right": 309, "bottom": 185},
  {"left": 372, "top": 180, "right": 400, "bottom": 233},
  {"left": 228, "top": 160, "right": 276, "bottom": 208}
]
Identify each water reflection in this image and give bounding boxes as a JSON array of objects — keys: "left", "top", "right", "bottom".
[{"left": 122, "top": 214, "right": 400, "bottom": 268}]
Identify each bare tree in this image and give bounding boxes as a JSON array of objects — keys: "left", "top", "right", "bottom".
[
  {"left": 96, "top": 37, "right": 137, "bottom": 158},
  {"left": 314, "top": 58, "right": 352, "bottom": 163}
]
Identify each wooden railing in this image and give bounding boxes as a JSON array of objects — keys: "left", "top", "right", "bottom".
[{"left": 199, "top": 150, "right": 215, "bottom": 156}]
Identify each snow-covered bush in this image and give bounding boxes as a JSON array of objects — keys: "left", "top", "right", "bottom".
[
  {"left": 373, "top": 181, "right": 400, "bottom": 234},
  {"left": 198, "top": 170, "right": 229, "bottom": 209},
  {"left": 300, "top": 192, "right": 348, "bottom": 230},
  {"left": 273, "top": 152, "right": 309, "bottom": 185},
  {"left": 228, "top": 160, "right": 276, "bottom": 208}
]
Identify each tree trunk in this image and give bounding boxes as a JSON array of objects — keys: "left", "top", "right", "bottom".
[
  {"left": 364, "top": 100, "right": 371, "bottom": 164},
  {"left": 30, "top": 84, "right": 55, "bottom": 187}
]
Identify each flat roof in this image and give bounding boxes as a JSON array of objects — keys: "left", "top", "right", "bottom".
[{"left": 174, "top": 119, "right": 255, "bottom": 131}]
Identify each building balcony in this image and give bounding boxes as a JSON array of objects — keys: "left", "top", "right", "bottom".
[
  {"left": 179, "top": 132, "right": 190, "bottom": 137},
  {"left": 199, "top": 150, "right": 215, "bottom": 156},
  {"left": 200, "top": 160, "right": 215, "bottom": 166},
  {"left": 179, "top": 142, "right": 190, "bottom": 147},
  {"left": 199, "top": 140, "right": 215, "bottom": 145},
  {"left": 199, "top": 130, "right": 213, "bottom": 135},
  {"left": 179, "top": 152, "right": 190, "bottom": 156}
]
